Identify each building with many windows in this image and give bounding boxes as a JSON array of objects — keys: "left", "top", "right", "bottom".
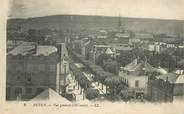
[
  {"left": 147, "top": 70, "right": 184, "bottom": 102},
  {"left": 6, "top": 42, "right": 69, "bottom": 100}
]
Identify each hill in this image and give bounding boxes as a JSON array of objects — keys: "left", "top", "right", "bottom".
[{"left": 7, "top": 15, "right": 184, "bottom": 36}]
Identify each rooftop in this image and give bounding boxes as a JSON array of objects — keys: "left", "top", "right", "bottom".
[
  {"left": 8, "top": 42, "right": 57, "bottom": 56},
  {"left": 105, "top": 48, "right": 114, "bottom": 54},
  {"left": 154, "top": 67, "right": 168, "bottom": 75},
  {"left": 123, "top": 59, "right": 154, "bottom": 76},
  {"left": 94, "top": 45, "right": 111, "bottom": 48},
  {"left": 134, "top": 32, "right": 154, "bottom": 39},
  {"left": 30, "top": 88, "right": 71, "bottom": 102},
  {"left": 156, "top": 72, "right": 184, "bottom": 84}
]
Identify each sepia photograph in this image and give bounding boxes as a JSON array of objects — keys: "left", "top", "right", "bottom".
[{"left": 1, "top": 0, "right": 184, "bottom": 113}]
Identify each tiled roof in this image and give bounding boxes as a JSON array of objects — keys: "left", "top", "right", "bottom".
[
  {"left": 156, "top": 73, "right": 179, "bottom": 83},
  {"left": 156, "top": 70, "right": 184, "bottom": 84},
  {"left": 124, "top": 59, "right": 138, "bottom": 70},
  {"left": 123, "top": 59, "right": 154, "bottom": 76},
  {"left": 124, "top": 59, "right": 154, "bottom": 72}
]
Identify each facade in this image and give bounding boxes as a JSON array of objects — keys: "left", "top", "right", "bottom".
[
  {"left": 129, "top": 38, "right": 141, "bottom": 44},
  {"left": 107, "top": 43, "right": 133, "bottom": 56},
  {"left": 89, "top": 45, "right": 116, "bottom": 64},
  {"left": 81, "top": 39, "right": 93, "bottom": 59},
  {"left": 6, "top": 42, "right": 69, "bottom": 100},
  {"left": 119, "top": 59, "right": 155, "bottom": 98},
  {"left": 71, "top": 38, "right": 93, "bottom": 59},
  {"left": 56, "top": 43, "right": 70, "bottom": 94},
  {"left": 72, "top": 40, "right": 82, "bottom": 54},
  {"left": 148, "top": 44, "right": 162, "bottom": 53},
  {"left": 147, "top": 70, "right": 184, "bottom": 102},
  {"left": 147, "top": 75, "right": 174, "bottom": 102}
]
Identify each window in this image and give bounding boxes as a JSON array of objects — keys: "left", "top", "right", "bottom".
[
  {"left": 15, "top": 87, "right": 22, "bottom": 96},
  {"left": 25, "top": 88, "right": 32, "bottom": 94},
  {"left": 38, "top": 64, "right": 45, "bottom": 71},
  {"left": 27, "top": 64, "right": 33, "bottom": 72},
  {"left": 135, "top": 80, "right": 139, "bottom": 87},
  {"left": 16, "top": 65, "right": 22, "bottom": 71},
  {"left": 49, "top": 64, "right": 56, "bottom": 72}
]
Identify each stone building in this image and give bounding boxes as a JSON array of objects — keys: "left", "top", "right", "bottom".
[
  {"left": 147, "top": 75, "right": 174, "bottom": 102},
  {"left": 147, "top": 70, "right": 184, "bottom": 102},
  {"left": 6, "top": 42, "right": 69, "bottom": 100},
  {"left": 119, "top": 59, "right": 154, "bottom": 98}
]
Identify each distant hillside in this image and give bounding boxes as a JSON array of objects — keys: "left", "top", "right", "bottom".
[{"left": 7, "top": 15, "right": 184, "bottom": 36}]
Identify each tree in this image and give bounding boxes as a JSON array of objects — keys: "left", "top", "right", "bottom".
[
  {"left": 86, "top": 88, "right": 99, "bottom": 100},
  {"left": 96, "top": 54, "right": 106, "bottom": 66},
  {"left": 27, "top": 29, "right": 45, "bottom": 44},
  {"left": 104, "top": 76, "right": 121, "bottom": 96},
  {"left": 98, "top": 72, "right": 109, "bottom": 90},
  {"left": 103, "top": 59, "right": 118, "bottom": 74}
]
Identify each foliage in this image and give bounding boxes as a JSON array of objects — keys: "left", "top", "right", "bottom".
[
  {"left": 86, "top": 88, "right": 99, "bottom": 100},
  {"left": 103, "top": 59, "right": 118, "bottom": 74}
]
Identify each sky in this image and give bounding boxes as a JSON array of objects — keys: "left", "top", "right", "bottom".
[{"left": 8, "top": 0, "right": 184, "bottom": 20}]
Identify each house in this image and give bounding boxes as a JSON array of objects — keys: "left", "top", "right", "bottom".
[
  {"left": 71, "top": 38, "right": 93, "bottom": 59},
  {"left": 81, "top": 39, "right": 93, "bottom": 59},
  {"left": 96, "top": 29, "right": 108, "bottom": 39},
  {"left": 107, "top": 43, "right": 133, "bottom": 56},
  {"left": 72, "top": 40, "right": 82, "bottom": 54},
  {"left": 147, "top": 75, "right": 174, "bottom": 102},
  {"left": 119, "top": 59, "right": 155, "bottom": 98},
  {"left": 89, "top": 45, "right": 116, "bottom": 64},
  {"left": 134, "top": 32, "right": 154, "bottom": 40},
  {"left": 147, "top": 70, "right": 184, "bottom": 102},
  {"left": 166, "top": 43, "right": 176, "bottom": 48},
  {"left": 114, "top": 31, "right": 130, "bottom": 44},
  {"left": 148, "top": 44, "right": 163, "bottom": 53},
  {"left": 129, "top": 38, "right": 141, "bottom": 44},
  {"left": 6, "top": 42, "right": 69, "bottom": 100}
]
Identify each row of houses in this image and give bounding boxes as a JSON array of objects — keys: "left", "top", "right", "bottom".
[{"left": 147, "top": 42, "right": 184, "bottom": 53}]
